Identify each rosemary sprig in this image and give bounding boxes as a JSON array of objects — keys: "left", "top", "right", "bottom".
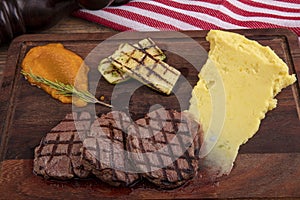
[{"left": 21, "top": 70, "right": 112, "bottom": 108}]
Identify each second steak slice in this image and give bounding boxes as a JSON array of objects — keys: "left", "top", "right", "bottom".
[
  {"left": 126, "top": 108, "right": 203, "bottom": 189},
  {"left": 81, "top": 111, "right": 140, "bottom": 187}
]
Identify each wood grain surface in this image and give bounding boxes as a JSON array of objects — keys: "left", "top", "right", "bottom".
[{"left": 0, "top": 29, "right": 299, "bottom": 199}]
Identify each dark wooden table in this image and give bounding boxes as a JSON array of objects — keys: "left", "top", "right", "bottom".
[{"left": 0, "top": 15, "right": 112, "bottom": 84}]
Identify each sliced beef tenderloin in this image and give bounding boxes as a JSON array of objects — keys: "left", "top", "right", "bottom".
[
  {"left": 81, "top": 111, "right": 140, "bottom": 187},
  {"left": 33, "top": 111, "right": 95, "bottom": 180},
  {"left": 126, "top": 108, "right": 203, "bottom": 189}
]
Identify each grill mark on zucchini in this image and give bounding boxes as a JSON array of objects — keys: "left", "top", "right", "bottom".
[
  {"left": 121, "top": 51, "right": 173, "bottom": 88},
  {"left": 129, "top": 43, "right": 178, "bottom": 77},
  {"left": 122, "top": 44, "right": 176, "bottom": 86},
  {"left": 111, "top": 58, "right": 158, "bottom": 90},
  {"left": 99, "top": 38, "right": 166, "bottom": 85},
  {"left": 111, "top": 42, "right": 181, "bottom": 94}
]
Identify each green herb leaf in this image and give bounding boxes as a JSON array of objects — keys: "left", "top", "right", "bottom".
[{"left": 21, "top": 70, "right": 112, "bottom": 108}]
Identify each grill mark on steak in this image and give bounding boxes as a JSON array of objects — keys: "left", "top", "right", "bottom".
[
  {"left": 81, "top": 111, "right": 140, "bottom": 187},
  {"left": 126, "top": 108, "right": 203, "bottom": 189},
  {"left": 67, "top": 134, "right": 75, "bottom": 157},
  {"left": 168, "top": 110, "right": 196, "bottom": 180},
  {"left": 47, "top": 134, "right": 60, "bottom": 163},
  {"left": 145, "top": 114, "right": 169, "bottom": 179},
  {"left": 48, "top": 129, "right": 78, "bottom": 133},
  {"left": 34, "top": 111, "right": 95, "bottom": 180},
  {"left": 138, "top": 133, "right": 151, "bottom": 172},
  {"left": 155, "top": 110, "right": 184, "bottom": 182},
  {"left": 34, "top": 109, "right": 202, "bottom": 189},
  {"left": 95, "top": 136, "right": 102, "bottom": 170},
  {"left": 108, "top": 121, "right": 118, "bottom": 182}
]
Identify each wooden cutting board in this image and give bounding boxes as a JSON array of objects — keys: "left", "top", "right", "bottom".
[{"left": 0, "top": 29, "right": 299, "bottom": 199}]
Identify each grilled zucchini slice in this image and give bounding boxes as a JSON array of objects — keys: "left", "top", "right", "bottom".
[
  {"left": 98, "top": 38, "right": 166, "bottom": 84},
  {"left": 110, "top": 43, "right": 181, "bottom": 95}
]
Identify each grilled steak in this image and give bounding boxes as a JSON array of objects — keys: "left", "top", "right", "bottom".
[
  {"left": 34, "top": 109, "right": 202, "bottom": 189},
  {"left": 126, "top": 108, "right": 203, "bottom": 189},
  {"left": 34, "top": 111, "right": 95, "bottom": 180},
  {"left": 81, "top": 111, "right": 140, "bottom": 187}
]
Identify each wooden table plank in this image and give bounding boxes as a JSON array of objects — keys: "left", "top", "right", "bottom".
[{"left": 1, "top": 153, "right": 299, "bottom": 199}]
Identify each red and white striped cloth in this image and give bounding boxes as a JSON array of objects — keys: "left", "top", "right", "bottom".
[{"left": 74, "top": 0, "right": 300, "bottom": 37}]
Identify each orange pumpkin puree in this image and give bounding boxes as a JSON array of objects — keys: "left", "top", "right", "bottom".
[{"left": 21, "top": 43, "right": 89, "bottom": 107}]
